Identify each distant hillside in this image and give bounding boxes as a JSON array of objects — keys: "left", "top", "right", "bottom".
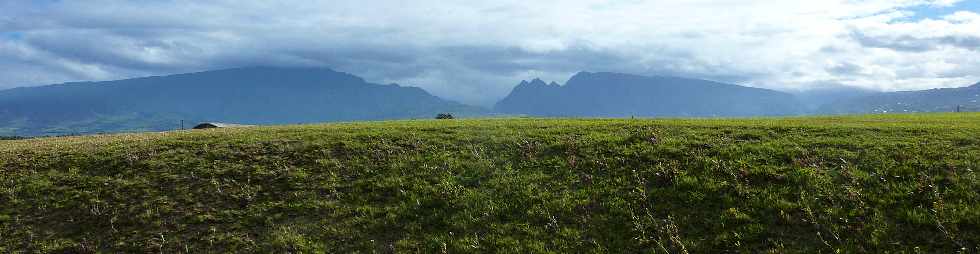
[
  {"left": 819, "top": 82, "right": 980, "bottom": 114},
  {"left": 495, "top": 72, "right": 803, "bottom": 117},
  {"left": 791, "top": 86, "right": 881, "bottom": 112},
  {"left": 0, "top": 67, "right": 485, "bottom": 136}
]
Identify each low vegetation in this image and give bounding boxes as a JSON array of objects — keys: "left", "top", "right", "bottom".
[{"left": 1, "top": 113, "right": 978, "bottom": 253}]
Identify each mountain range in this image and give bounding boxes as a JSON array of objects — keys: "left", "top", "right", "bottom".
[
  {"left": 0, "top": 67, "right": 483, "bottom": 136},
  {"left": 819, "top": 83, "right": 980, "bottom": 114},
  {"left": 0, "top": 67, "right": 976, "bottom": 136},
  {"left": 495, "top": 72, "right": 803, "bottom": 117}
]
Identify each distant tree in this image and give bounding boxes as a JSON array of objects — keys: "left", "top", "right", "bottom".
[{"left": 436, "top": 113, "right": 455, "bottom": 119}]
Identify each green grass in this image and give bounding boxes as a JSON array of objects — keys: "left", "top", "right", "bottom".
[{"left": 2, "top": 113, "right": 979, "bottom": 253}]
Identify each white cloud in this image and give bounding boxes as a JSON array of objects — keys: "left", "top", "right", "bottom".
[{"left": 0, "top": 0, "right": 977, "bottom": 106}]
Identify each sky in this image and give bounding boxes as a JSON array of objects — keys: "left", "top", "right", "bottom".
[{"left": 1, "top": 0, "right": 978, "bottom": 106}]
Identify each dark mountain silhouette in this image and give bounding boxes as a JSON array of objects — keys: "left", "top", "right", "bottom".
[
  {"left": 0, "top": 67, "right": 484, "bottom": 136},
  {"left": 819, "top": 82, "right": 980, "bottom": 114},
  {"left": 495, "top": 72, "right": 803, "bottom": 117}
]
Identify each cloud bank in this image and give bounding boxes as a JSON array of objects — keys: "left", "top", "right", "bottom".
[{"left": 1, "top": 0, "right": 978, "bottom": 106}]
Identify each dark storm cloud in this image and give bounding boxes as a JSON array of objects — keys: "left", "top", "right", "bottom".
[
  {"left": 439, "top": 46, "right": 637, "bottom": 76},
  {"left": 939, "top": 35, "right": 980, "bottom": 50},
  {"left": 827, "top": 62, "right": 865, "bottom": 76},
  {"left": 851, "top": 30, "right": 980, "bottom": 52},
  {"left": 22, "top": 31, "right": 205, "bottom": 71},
  {"left": 851, "top": 32, "right": 936, "bottom": 52}
]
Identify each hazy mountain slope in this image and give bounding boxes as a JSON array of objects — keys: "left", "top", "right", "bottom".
[
  {"left": 819, "top": 82, "right": 980, "bottom": 114},
  {"left": 495, "top": 72, "right": 803, "bottom": 117},
  {"left": 791, "top": 86, "right": 882, "bottom": 112},
  {"left": 0, "top": 67, "right": 484, "bottom": 136}
]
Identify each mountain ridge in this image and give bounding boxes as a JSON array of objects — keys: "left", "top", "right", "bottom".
[
  {"left": 496, "top": 71, "right": 802, "bottom": 117},
  {"left": 820, "top": 82, "right": 980, "bottom": 114},
  {"left": 0, "top": 66, "right": 484, "bottom": 136},
  {"left": 3, "top": 67, "right": 977, "bottom": 136}
]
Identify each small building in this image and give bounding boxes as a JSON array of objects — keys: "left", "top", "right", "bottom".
[{"left": 192, "top": 122, "right": 253, "bottom": 129}]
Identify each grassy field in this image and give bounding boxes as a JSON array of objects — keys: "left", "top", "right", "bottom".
[{"left": 1, "top": 113, "right": 979, "bottom": 253}]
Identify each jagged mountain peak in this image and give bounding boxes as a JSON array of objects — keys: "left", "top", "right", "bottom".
[
  {"left": 514, "top": 78, "right": 559, "bottom": 89},
  {"left": 496, "top": 71, "right": 802, "bottom": 117},
  {"left": 529, "top": 78, "right": 548, "bottom": 86}
]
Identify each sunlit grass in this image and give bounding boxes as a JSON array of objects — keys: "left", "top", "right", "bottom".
[{"left": 1, "top": 113, "right": 978, "bottom": 252}]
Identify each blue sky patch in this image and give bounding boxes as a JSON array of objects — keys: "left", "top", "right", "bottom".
[{"left": 904, "top": 1, "right": 980, "bottom": 20}]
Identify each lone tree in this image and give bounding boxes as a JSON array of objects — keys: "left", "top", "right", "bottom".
[{"left": 436, "top": 113, "right": 455, "bottom": 119}]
